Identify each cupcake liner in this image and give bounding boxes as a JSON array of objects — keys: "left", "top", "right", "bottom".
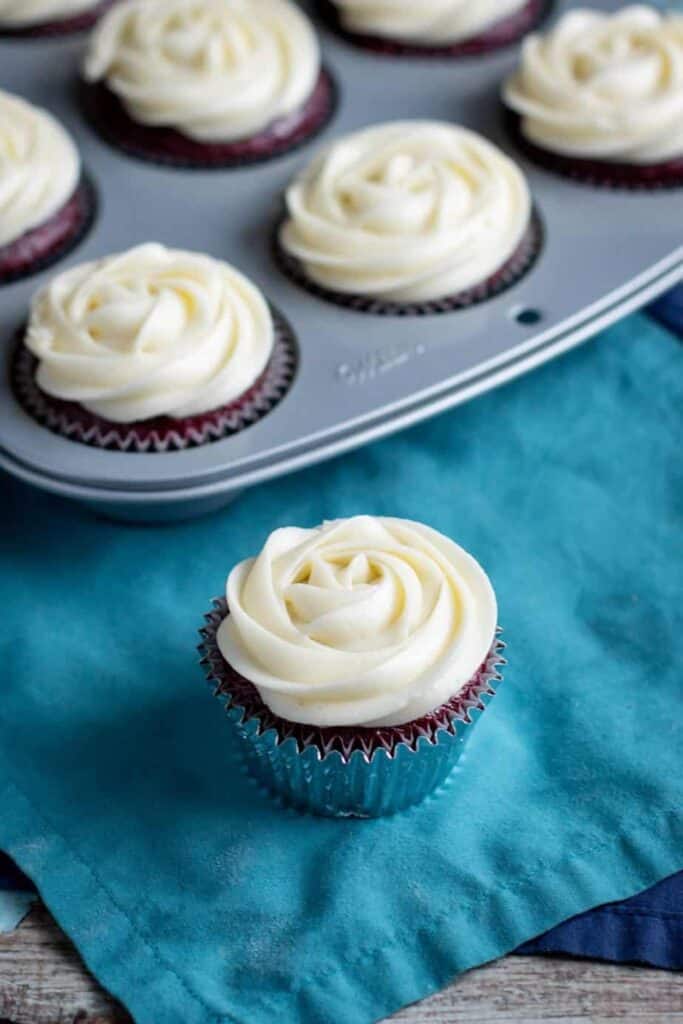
[
  {"left": 274, "top": 209, "right": 543, "bottom": 317},
  {"left": 79, "top": 69, "right": 337, "bottom": 170},
  {"left": 505, "top": 110, "right": 683, "bottom": 191},
  {"left": 200, "top": 598, "right": 506, "bottom": 818},
  {"left": 10, "top": 308, "right": 298, "bottom": 453},
  {"left": 0, "top": 0, "right": 114, "bottom": 37},
  {"left": 0, "top": 176, "right": 97, "bottom": 287},
  {"left": 317, "top": 0, "right": 550, "bottom": 58}
]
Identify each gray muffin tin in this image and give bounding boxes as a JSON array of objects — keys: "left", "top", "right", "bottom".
[{"left": 0, "top": 0, "right": 681, "bottom": 521}]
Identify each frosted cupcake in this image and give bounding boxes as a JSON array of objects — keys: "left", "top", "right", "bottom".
[
  {"left": 276, "top": 121, "right": 541, "bottom": 315},
  {"left": 0, "top": 91, "right": 95, "bottom": 285},
  {"left": 81, "top": 0, "right": 336, "bottom": 168},
  {"left": 503, "top": 6, "right": 683, "bottom": 189},
  {"left": 11, "top": 244, "right": 297, "bottom": 451},
  {"left": 200, "top": 515, "right": 505, "bottom": 818},
  {"left": 321, "top": 0, "right": 548, "bottom": 57},
  {"left": 0, "top": 0, "right": 112, "bottom": 36}
]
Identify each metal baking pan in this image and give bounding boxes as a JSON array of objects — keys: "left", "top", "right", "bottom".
[{"left": 0, "top": 0, "right": 681, "bottom": 520}]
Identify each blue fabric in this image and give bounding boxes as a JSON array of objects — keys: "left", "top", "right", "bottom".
[{"left": 0, "top": 311, "right": 681, "bottom": 1024}]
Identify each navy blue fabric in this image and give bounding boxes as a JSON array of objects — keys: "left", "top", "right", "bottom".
[
  {"left": 649, "top": 284, "right": 683, "bottom": 338},
  {"left": 519, "top": 871, "right": 683, "bottom": 969}
]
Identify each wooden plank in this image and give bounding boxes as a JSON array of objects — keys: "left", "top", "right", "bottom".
[{"left": 0, "top": 903, "right": 681, "bottom": 1024}]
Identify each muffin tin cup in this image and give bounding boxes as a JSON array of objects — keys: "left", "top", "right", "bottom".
[
  {"left": 199, "top": 599, "right": 506, "bottom": 818},
  {"left": 0, "top": 0, "right": 680, "bottom": 521}
]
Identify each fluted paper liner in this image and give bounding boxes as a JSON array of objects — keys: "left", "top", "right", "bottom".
[
  {"left": 11, "top": 308, "right": 298, "bottom": 452},
  {"left": 504, "top": 110, "right": 683, "bottom": 191},
  {"left": 0, "top": 0, "right": 114, "bottom": 37},
  {"left": 80, "top": 69, "right": 338, "bottom": 170},
  {"left": 317, "top": 0, "right": 549, "bottom": 58},
  {"left": 274, "top": 210, "right": 543, "bottom": 317},
  {"left": 199, "top": 598, "right": 506, "bottom": 818}
]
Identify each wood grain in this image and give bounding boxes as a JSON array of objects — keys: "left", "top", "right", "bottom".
[{"left": 0, "top": 902, "right": 680, "bottom": 1024}]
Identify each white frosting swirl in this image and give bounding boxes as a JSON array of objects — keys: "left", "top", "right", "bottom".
[
  {"left": 332, "top": 0, "right": 527, "bottom": 45},
  {"left": 83, "top": 0, "right": 320, "bottom": 143},
  {"left": 24, "top": 244, "right": 274, "bottom": 423},
  {"left": 279, "top": 121, "right": 531, "bottom": 303},
  {"left": 218, "top": 516, "right": 498, "bottom": 728},
  {"left": 0, "top": 0, "right": 95, "bottom": 26},
  {"left": 504, "top": 6, "right": 683, "bottom": 164},
  {"left": 0, "top": 91, "right": 79, "bottom": 249}
]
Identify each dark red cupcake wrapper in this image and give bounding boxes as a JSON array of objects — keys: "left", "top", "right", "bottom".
[
  {"left": 200, "top": 599, "right": 506, "bottom": 765},
  {"left": 10, "top": 307, "right": 298, "bottom": 452},
  {"left": 317, "top": 0, "right": 550, "bottom": 58},
  {"left": 79, "top": 68, "right": 337, "bottom": 170},
  {"left": 0, "top": 0, "right": 115, "bottom": 37},
  {"left": 274, "top": 208, "right": 543, "bottom": 316},
  {"left": 0, "top": 176, "right": 97, "bottom": 287},
  {"left": 504, "top": 109, "right": 683, "bottom": 191}
]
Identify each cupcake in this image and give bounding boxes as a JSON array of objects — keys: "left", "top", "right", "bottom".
[
  {"left": 276, "top": 121, "right": 541, "bottom": 315},
  {"left": 0, "top": 91, "right": 95, "bottom": 285},
  {"left": 320, "top": 0, "right": 548, "bottom": 57},
  {"left": 11, "top": 244, "right": 297, "bottom": 452},
  {"left": 81, "top": 0, "right": 336, "bottom": 168},
  {"left": 200, "top": 515, "right": 505, "bottom": 818},
  {"left": 503, "top": 6, "right": 683, "bottom": 189},
  {"left": 0, "top": 0, "right": 112, "bottom": 36}
]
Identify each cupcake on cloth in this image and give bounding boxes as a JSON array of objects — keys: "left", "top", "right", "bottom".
[
  {"left": 81, "top": 0, "right": 337, "bottom": 168},
  {"left": 200, "top": 516, "right": 505, "bottom": 818},
  {"left": 503, "top": 5, "right": 683, "bottom": 189},
  {"left": 0, "top": 91, "right": 95, "bottom": 285},
  {"left": 276, "top": 121, "right": 542, "bottom": 315},
  {"left": 11, "top": 243, "right": 297, "bottom": 451},
  {"left": 0, "top": 0, "right": 112, "bottom": 36},
  {"left": 320, "top": 0, "right": 548, "bottom": 57}
]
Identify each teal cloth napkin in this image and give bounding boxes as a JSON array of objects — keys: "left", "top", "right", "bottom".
[{"left": 0, "top": 312, "right": 681, "bottom": 1024}]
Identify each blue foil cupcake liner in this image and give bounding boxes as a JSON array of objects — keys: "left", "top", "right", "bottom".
[{"left": 199, "top": 599, "right": 506, "bottom": 818}]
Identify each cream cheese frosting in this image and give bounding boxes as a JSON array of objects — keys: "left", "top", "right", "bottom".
[
  {"left": 332, "top": 0, "right": 528, "bottom": 44},
  {"left": 279, "top": 121, "right": 531, "bottom": 303},
  {"left": 0, "top": 0, "right": 95, "bottom": 26},
  {"left": 218, "top": 516, "right": 498, "bottom": 728},
  {"left": 0, "top": 91, "right": 80, "bottom": 249},
  {"left": 504, "top": 5, "right": 683, "bottom": 164},
  {"left": 83, "top": 0, "right": 321, "bottom": 143},
  {"left": 24, "top": 243, "right": 274, "bottom": 423}
]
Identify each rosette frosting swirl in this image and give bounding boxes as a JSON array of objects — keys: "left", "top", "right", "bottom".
[
  {"left": 504, "top": 6, "right": 683, "bottom": 163},
  {"left": 0, "top": 0, "right": 95, "bottom": 26},
  {"left": 24, "top": 244, "right": 274, "bottom": 423},
  {"left": 83, "top": 0, "right": 321, "bottom": 142},
  {"left": 279, "top": 121, "right": 531, "bottom": 303},
  {"left": 332, "top": 0, "right": 528, "bottom": 45},
  {"left": 218, "top": 516, "right": 498, "bottom": 728},
  {"left": 0, "top": 90, "right": 79, "bottom": 248}
]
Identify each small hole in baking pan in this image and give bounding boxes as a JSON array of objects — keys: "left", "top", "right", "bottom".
[{"left": 511, "top": 306, "right": 543, "bottom": 326}]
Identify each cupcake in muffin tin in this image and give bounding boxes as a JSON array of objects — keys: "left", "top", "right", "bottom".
[
  {"left": 0, "top": 91, "right": 96, "bottom": 285},
  {"left": 80, "top": 0, "right": 337, "bottom": 168},
  {"left": 0, "top": 0, "right": 113, "bottom": 36},
  {"left": 503, "top": 5, "right": 683, "bottom": 189},
  {"left": 319, "top": 0, "right": 549, "bottom": 57},
  {"left": 12, "top": 244, "right": 297, "bottom": 452},
  {"left": 276, "top": 121, "right": 542, "bottom": 315},
  {"left": 201, "top": 515, "right": 505, "bottom": 818}
]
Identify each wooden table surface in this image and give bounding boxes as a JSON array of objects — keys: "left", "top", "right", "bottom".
[{"left": 0, "top": 901, "right": 681, "bottom": 1024}]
